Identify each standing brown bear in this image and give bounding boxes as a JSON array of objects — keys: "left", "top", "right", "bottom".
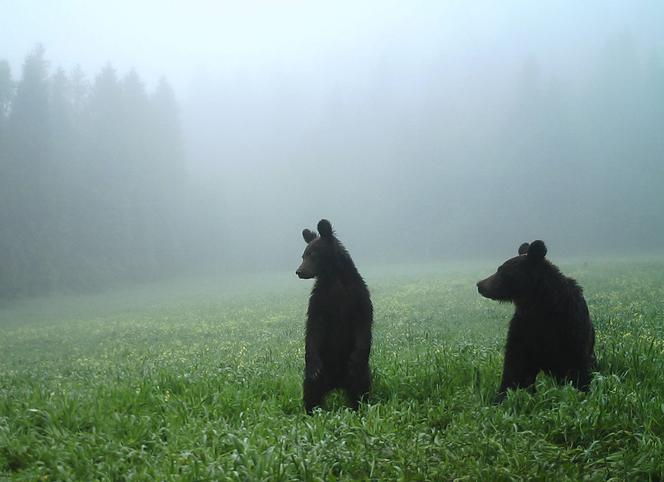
[
  {"left": 477, "top": 240, "right": 596, "bottom": 403},
  {"left": 296, "top": 219, "right": 373, "bottom": 414}
]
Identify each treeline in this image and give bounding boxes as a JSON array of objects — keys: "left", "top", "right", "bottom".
[
  {"left": 491, "top": 41, "right": 664, "bottom": 253},
  {"left": 403, "top": 35, "right": 664, "bottom": 256},
  {"left": 2, "top": 35, "right": 663, "bottom": 298},
  {"left": 0, "top": 46, "right": 186, "bottom": 298},
  {"left": 184, "top": 32, "right": 664, "bottom": 265}
]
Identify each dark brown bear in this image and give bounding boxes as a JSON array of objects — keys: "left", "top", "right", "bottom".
[
  {"left": 477, "top": 240, "right": 596, "bottom": 403},
  {"left": 296, "top": 219, "right": 373, "bottom": 414}
]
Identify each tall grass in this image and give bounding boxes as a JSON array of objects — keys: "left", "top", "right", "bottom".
[{"left": 1, "top": 260, "right": 663, "bottom": 480}]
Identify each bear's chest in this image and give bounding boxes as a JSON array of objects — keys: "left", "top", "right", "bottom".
[{"left": 512, "top": 313, "right": 572, "bottom": 356}]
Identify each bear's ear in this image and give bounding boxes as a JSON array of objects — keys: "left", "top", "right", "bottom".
[
  {"left": 302, "top": 229, "right": 317, "bottom": 243},
  {"left": 518, "top": 242, "right": 530, "bottom": 255},
  {"left": 527, "top": 240, "right": 547, "bottom": 261},
  {"left": 317, "top": 219, "right": 333, "bottom": 239}
]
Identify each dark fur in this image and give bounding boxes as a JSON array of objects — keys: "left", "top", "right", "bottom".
[
  {"left": 296, "top": 219, "right": 373, "bottom": 413},
  {"left": 477, "top": 240, "right": 596, "bottom": 402}
]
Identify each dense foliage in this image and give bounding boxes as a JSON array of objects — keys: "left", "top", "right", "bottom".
[{"left": 1, "top": 260, "right": 662, "bottom": 480}]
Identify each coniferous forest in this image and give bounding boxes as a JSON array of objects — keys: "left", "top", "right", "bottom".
[
  {"left": 0, "top": 47, "right": 186, "bottom": 297},
  {"left": 2, "top": 36, "right": 664, "bottom": 299}
]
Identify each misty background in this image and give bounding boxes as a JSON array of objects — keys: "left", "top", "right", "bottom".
[{"left": 1, "top": 1, "right": 663, "bottom": 298}]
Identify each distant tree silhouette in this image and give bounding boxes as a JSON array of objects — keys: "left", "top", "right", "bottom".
[{"left": 0, "top": 48, "right": 187, "bottom": 298}]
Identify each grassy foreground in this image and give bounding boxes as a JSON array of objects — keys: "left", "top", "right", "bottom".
[{"left": 1, "top": 259, "right": 663, "bottom": 481}]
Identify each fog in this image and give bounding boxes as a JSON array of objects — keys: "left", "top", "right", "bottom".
[{"left": 1, "top": 1, "right": 663, "bottom": 297}]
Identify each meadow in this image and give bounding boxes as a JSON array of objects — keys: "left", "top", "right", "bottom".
[{"left": 1, "top": 259, "right": 663, "bottom": 481}]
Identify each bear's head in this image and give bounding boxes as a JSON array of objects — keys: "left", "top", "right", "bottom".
[
  {"left": 476, "top": 240, "right": 548, "bottom": 302},
  {"left": 296, "top": 219, "right": 336, "bottom": 279}
]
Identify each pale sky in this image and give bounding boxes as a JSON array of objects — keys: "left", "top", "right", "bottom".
[{"left": 2, "top": 0, "right": 663, "bottom": 94}]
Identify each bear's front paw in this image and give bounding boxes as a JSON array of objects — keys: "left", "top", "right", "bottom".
[
  {"left": 347, "top": 360, "right": 359, "bottom": 378},
  {"left": 347, "top": 359, "right": 369, "bottom": 381},
  {"left": 305, "top": 364, "right": 322, "bottom": 381}
]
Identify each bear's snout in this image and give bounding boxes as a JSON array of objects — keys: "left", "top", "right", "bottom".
[
  {"left": 477, "top": 278, "right": 491, "bottom": 298},
  {"left": 296, "top": 266, "right": 314, "bottom": 279}
]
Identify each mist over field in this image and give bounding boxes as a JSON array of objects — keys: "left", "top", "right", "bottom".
[
  {"left": 1, "top": 0, "right": 663, "bottom": 294},
  {"left": 4, "top": 3, "right": 664, "bottom": 480}
]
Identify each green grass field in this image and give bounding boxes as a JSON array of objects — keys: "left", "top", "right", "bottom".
[{"left": 1, "top": 259, "right": 664, "bottom": 481}]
